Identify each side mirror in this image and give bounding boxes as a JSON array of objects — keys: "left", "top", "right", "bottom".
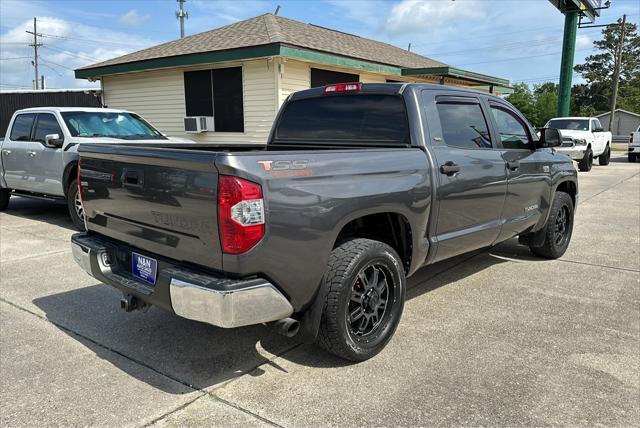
[
  {"left": 593, "top": 127, "right": 604, "bottom": 132},
  {"left": 537, "top": 128, "right": 561, "bottom": 148},
  {"left": 44, "top": 133, "right": 64, "bottom": 148}
]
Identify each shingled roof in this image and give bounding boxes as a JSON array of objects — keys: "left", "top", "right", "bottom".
[{"left": 78, "top": 13, "right": 447, "bottom": 72}]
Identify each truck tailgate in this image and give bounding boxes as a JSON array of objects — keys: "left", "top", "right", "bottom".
[{"left": 79, "top": 144, "right": 223, "bottom": 271}]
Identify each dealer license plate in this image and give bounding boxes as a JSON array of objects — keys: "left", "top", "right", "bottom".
[{"left": 132, "top": 252, "right": 157, "bottom": 286}]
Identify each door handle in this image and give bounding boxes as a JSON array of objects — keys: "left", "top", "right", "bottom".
[
  {"left": 1, "top": 149, "right": 11, "bottom": 156},
  {"left": 27, "top": 150, "right": 37, "bottom": 157},
  {"left": 507, "top": 160, "right": 520, "bottom": 170},
  {"left": 122, "top": 168, "right": 144, "bottom": 188},
  {"left": 440, "top": 162, "right": 461, "bottom": 176}
]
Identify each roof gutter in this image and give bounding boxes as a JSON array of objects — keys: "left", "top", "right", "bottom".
[
  {"left": 402, "top": 66, "right": 510, "bottom": 87},
  {"left": 75, "top": 44, "right": 281, "bottom": 79},
  {"left": 75, "top": 44, "right": 509, "bottom": 90}
]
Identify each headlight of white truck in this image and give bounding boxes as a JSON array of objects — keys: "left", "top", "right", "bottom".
[{"left": 574, "top": 138, "right": 587, "bottom": 146}]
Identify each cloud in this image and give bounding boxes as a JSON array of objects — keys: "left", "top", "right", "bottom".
[
  {"left": 385, "top": 0, "right": 488, "bottom": 34},
  {"left": 119, "top": 9, "right": 150, "bottom": 27},
  {"left": 190, "top": 0, "right": 269, "bottom": 22},
  {"left": 1, "top": 16, "right": 158, "bottom": 90},
  {"left": 326, "top": 0, "right": 388, "bottom": 28},
  {"left": 576, "top": 34, "right": 592, "bottom": 49}
]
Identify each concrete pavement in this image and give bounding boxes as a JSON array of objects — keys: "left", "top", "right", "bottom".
[{"left": 1, "top": 154, "right": 638, "bottom": 426}]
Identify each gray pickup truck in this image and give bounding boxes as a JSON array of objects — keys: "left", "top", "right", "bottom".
[
  {"left": 0, "top": 107, "right": 190, "bottom": 229},
  {"left": 71, "top": 83, "right": 577, "bottom": 361}
]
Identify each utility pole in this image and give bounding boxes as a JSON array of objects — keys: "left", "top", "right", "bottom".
[
  {"left": 176, "top": 0, "right": 188, "bottom": 38},
  {"left": 608, "top": 14, "right": 627, "bottom": 132},
  {"left": 26, "top": 17, "right": 43, "bottom": 90},
  {"left": 557, "top": 10, "right": 578, "bottom": 117},
  {"left": 407, "top": 42, "right": 411, "bottom": 52}
]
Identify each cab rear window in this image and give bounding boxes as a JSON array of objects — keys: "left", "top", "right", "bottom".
[{"left": 274, "top": 94, "right": 409, "bottom": 146}]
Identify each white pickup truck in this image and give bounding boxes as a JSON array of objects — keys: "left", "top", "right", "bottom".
[
  {"left": 0, "top": 107, "right": 191, "bottom": 229},
  {"left": 545, "top": 116, "right": 612, "bottom": 172},
  {"left": 629, "top": 125, "right": 640, "bottom": 162}
]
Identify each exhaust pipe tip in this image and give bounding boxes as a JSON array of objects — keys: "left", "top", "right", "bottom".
[{"left": 272, "top": 317, "right": 300, "bottom": 338}]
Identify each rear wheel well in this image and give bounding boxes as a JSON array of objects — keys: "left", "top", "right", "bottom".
[
  {"left": 556, "top": 181, "right": 577, "bottom": 207},
  {"left": 334, "top": 213, "right": 412, "bottom": 272}
]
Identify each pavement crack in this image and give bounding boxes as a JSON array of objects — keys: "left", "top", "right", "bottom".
[
  {"left": 208, "top": 394, "right": 285, "bottom": 428},
  {"left": 142, "top": 394, "right": 207, "bottom": 427},
  {"left": 0, "top": 297, "right": 199, "bottom": 392},
  {"left": 555, "top": 258, "right": 640, "bottom": 273},
  {"left": 0, "top": 297, "right": 294, "bottom": 428},
  {"left": 1, "top": 227, "right": 70, "bottom": 242},
  {"left": 579, "top": 171, "right": 640, "bottom": 205},
  {"left": 0, "top": 249, "right": 71, "bottom": 263}
]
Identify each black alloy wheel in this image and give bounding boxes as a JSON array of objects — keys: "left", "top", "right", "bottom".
[
  {"left": 347, "top": 263, "right": 393, "bottom": 338},
  {"left": 553, "top": 204, "right": 571, "bottom": 247}
]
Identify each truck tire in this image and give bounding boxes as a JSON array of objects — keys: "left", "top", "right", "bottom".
[
  {"left": 578, "top": 148, "right": 593, "bottom": 172},
  {"left": 0, "top": 189, "right": 10, "bottom": 211},
  {"left": 66, "top": 179, "right": 86, "bottom": 231},
  {"left": 598, "top": 145, "right": 611, "bottom": 165},
  {"left": 629, "top": 154, "right": 637, "bottom": 163},
  {"left": 317, "top": 238, "right": 406, "bottom": 361},
  {"left": 530, "top": 191, "right": 574, "bottom": 259}
]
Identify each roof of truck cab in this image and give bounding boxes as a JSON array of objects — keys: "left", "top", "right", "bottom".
[
  {"left": 289, "top": 82, "right": 508, "bottom": 102},
  {"left": 15, "top": 107, "right": 132, "bottom": 114}
]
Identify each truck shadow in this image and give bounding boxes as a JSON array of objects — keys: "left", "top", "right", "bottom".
[
  {"left": 31, "top": 238, "right": 537, "bottom": 394},
  {"left": 2, "top": 196, "right": 77, "bottom": 231}
]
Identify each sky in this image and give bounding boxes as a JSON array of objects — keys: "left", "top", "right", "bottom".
[{"left": 1, "top": 0, "right": 638, "bottom": 91}]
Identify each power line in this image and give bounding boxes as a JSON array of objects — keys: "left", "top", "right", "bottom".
[
  {"left": 39, "top": 32, "right": 150, "bottom": 48},
  {"left": 409, "top": 24, "right": 602, "bottom": 49},
  {"left": 0, "top": 56, "right": 31, "bottom": 60},
  {"left": 42, "top": 45, "right": 100, "bottom": 62},
  {"left": 0, "top": 82, "right": 34, "bottom": 89},
  {"left": 423, "top": 37, "right": 566, "bottom": 57},
  {"left": 40, "top": 59, "right": 74, "bottom": 71},
  {"left": 39, "top": 63, "right": 63, "bottom": 76},
  {"left": 454, "top": 47, "right": 594, "bottom": 67}
]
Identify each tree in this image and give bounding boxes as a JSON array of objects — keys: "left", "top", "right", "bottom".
[
  {"left": 506, "top": 82, "right": 559, "bottom": 127},
  {"left": 574, "top": 18, "right": 640, "bottom": 114},
  {"left": 506, "top": 83, "right": 537, "bottom": 124},
  {"left": 533, "top": 82, "right": 558, "bottom": 126}
]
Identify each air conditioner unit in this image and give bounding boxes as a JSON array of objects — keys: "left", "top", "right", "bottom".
[{"left": 184, "top": 116, "right": 214, "bottom": 133}]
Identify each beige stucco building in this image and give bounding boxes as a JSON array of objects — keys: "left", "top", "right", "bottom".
[{"left": 76, "top": 14, "right": 510, "bottom": 144}]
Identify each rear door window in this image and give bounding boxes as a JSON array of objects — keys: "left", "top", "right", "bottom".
[
  {"left": 10, "top": 114, "right": 36, "bottom": 141},
  {"left": 33, "top": 113, "right": 63, "bottom": 143},
  {"left": 435, "top": 102, "right": 492, "bottom": 149},
  {"left": 275, "top": 94, "right": 409, "bottom": 145},
  {"left": 592, "top": 119, "right": 603, "bottom": 130}
]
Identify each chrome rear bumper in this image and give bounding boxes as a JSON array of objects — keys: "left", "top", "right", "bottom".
[{"left": 71, "top": 234, "right": 293, "bottom": 328}]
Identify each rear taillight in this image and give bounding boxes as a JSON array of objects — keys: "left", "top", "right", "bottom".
[
  {"left": 631, "top": 134, "right": 634, "bottom": 144},
  {"left": 323, "top": 82, "right": 361, "bottom": 94},
  {"left": 218, "top": 176, "right": 265, "bottom": 254}
]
